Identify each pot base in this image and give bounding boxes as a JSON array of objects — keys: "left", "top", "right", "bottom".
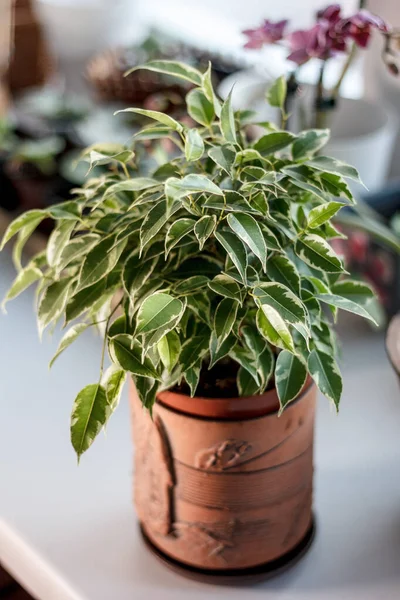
[{"left": 140, "top": 517, "right": 316, "bottom": 585}]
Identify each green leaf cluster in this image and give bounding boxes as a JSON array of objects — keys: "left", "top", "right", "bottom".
[{"left": 1, "top": 61, "right": 379, "bottom": 458}]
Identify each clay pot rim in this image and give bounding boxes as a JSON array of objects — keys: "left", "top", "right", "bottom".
[{"left": 157, "top": 376, "right": 314, "bottom": 421}]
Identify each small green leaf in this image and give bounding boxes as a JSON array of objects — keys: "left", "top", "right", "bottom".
[
  {"left": 275, "top": 351, "right": 307, "bottom": 411},
  {"left": 134, "top": 375, "right": 158, "bottom": 412},
  {"left": 108, "top": 315, "right": 128, "bottom": 337},
  {"left": 253, "top": 132, "right": 295, "bottom": 155},
  {"left": 308, "top": 348, "right": 342, "bottom": 409},
  {"left": 209, "top": 332, "right": 236, "bottom": 368},
  {"left": 81, "top": 143, "right": 134, "bottom": 170},
  {"left": 331, "top": 280, "right": 374, "bottom": 305},
  {"left": 266, "top": 255, "right": 300, "bottom": 294},
  {"left": 237, "top": 366, "right": 260, "bottom": 396},
  {"left": 254, "top": 283, "right": 308, "bottom": 328},
  {"left": 174, "top": 276, "right": 209, "bottom": 295},
  {"left": 165, "top": 218, "right": 195, "bottom": 256},
  {"left": 292, "top": 129, "right": 330, "bottom": 160},
  {"left": 104, "top": 178, "right": 160, "bottom": 198},
  {"left": 182, "top": 362, "right": 200, "bottom": 397},
  {"left": 201, "top": 61, "right": 221, "bottom": 115},
  {"left": 204, "top": 191, "right": 257, "bottom": 215},
  {"left": 0, "top": 209, "right": 45, "bottom": 250},
  {"left": 157, "top": 330, "right": 181, "bottom": 372},
  {"left": 109, "top": 334, "right": 160, "bottom": 379},
  {"left": 165, "top": 174, "right": 223, "bottom": 202},
  {"left": 256, "top": 305, "right": 294, "bottom": 352},
  {"left": 308, "top": 202, "right": 345, "bottom": 229},
  {"left": 140, "top": 200, "right": 168, "bottom": 253},
  {"left": 208, "top": 274, "right": 242, "bottom": 304},
  {"left": 77, "top": 237, "right": 126, "bottom": 292},
  {"left": 186, "top": 88, "right": 215, "bottom": 126},
  {"left": 57, "top": 234, "right": 99, "bottom": 273},
  {"left": 185, "top": 129, "right": 204, "bottom": 161},
  {"left": 46, "top": 221, "right": 75, "bottom": 268},
  {"left": 38, "top": 279, "right": 73, "bottom": 336},
  {"left": 71, "top": 384, "right": 109, "bottom": 458},
  {"left": 115, "top": 107, "right": 183, "bottom": 132},
  {"left": 48, "top": 200, "right": 82, "bottom": 220},
  {"left": 194, "top": 215, "right": 216, "bottom": 250},
  {"left": 136, "top": 293, "right": 183, "bottom": 334},
  {"left": 50, "top": 323, "right": 88, "bottom": 368},
  {"left": 215, "top": 230, "right": 247, "bottom": 284},
  {"left": 102, "top": 365, "right": 126, "bottom": 412},
  {"left": 208, "top": 145, "right": 236, "bottom": 174},
  {"left": 2, "top": 266, "right": 42, "bottom": 308},
  {"left": 227, "top": 213, "right": 267, "bottom": 269},
  {"left": 65, "top": 279, "right": 106, "bottom": 323},
  {"left": 242, "top": 325, "right": 274, "bottom": 390},
  {"left": 180, "top": 334, "right": 210, "bottom": 371},
  {"left": 229, "top": 346, "right": 260, "bottom": 384},
  {"left": 220, "top": 89, "right": 237, "bottom": 144},
  {"left": 316, "top": 293, "right": 378, "bottom": 325},
  {"left": 295, "top": 234, "right": 344, "bottom": 273},
  {"left": 266, "top": 76, "right": 287, "bottom": 109},
  {"left": 125, "top": 60, "right": 203, "bottom": 85},
  {"left": 214, "top": 298, "right": 239, "bottom": 349},
  {"left": 307, "top": 155, "right": 362, "bottom": 183},
  {"left": 320, "top": 172, "right": 354, "bottom": 202}
]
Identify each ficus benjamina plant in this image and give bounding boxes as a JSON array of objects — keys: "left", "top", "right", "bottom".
[{"left": 1, "top": 61, "right": 380, "bottom": 459}]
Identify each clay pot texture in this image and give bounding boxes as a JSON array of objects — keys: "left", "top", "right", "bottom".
[{"left": 130, "top": 379, "right": 317, "bottom": 572}]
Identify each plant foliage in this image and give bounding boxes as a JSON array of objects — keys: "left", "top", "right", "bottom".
[{"left": 1, "top": 61, "right": 378, "bottom": 458}]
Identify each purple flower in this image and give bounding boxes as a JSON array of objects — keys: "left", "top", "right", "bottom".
[
  {"left": 288, "top": 20, "right": 347, "bottom": 65},
  {"left": 243, "top": 19, "right": 288, "bottom": 49},
  {"left": 340, "top": 10, "right": 390, "bottom": 49},
  {"left": 317, "top": 4, "right": 341, "bottom": 23}
]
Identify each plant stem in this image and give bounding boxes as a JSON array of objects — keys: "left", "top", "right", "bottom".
[
  {"left": 122, "top": 163, "right": 130, "bottom": 179},
  {"left": 331, "top": 42, "right": 358, "bottom": 101},
  {"left": 314, "top": 60, "right": 327, "bottom": 128}
]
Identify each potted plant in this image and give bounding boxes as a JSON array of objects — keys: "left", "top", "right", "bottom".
[
  {"left": 231, "top": 3, "right": 400, "bottom": 191},
  {"left": 1, "top": 60, "right": 381, "bottom": 580}
]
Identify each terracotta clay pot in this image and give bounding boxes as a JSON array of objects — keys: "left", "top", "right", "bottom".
[{"left": 130, "top": 378, "right": 317, "bottom": 580}]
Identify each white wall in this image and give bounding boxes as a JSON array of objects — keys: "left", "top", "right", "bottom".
[{"left": 136, "top": 0, "right": 358, "bottom": 52}]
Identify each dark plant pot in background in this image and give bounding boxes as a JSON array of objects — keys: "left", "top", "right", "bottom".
[{"left": 130, "top": 379, "right": 316, "bottom": 582}]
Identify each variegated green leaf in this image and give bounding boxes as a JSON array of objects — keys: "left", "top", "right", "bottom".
[
  {"left": 185, "top": 128, "right": 204, "bottom": 161},
  {"left": 194, "top": 215, "right": 216, "bottom": 249},
  {"left": 125, "top": 60, "right": 202, "bottom": 85},
  {"left": 186, "top": 88, "right": 214, "bottom": 126},
  {"left": 157, "top": 330, "right": 181, "bottom": 372},
  {"left": 256, "top": 305, "right": 295, "bottom": 352},
  {"left": 71, "top": 383, "right": 109, "bottom": 459},
  {"left": 275, "top": 351, "right": 307, "bottom": 411},
  {"left": 307, "top": 202, "right": 345, "bottom": 229},
  {"left": 215, "top": 230, "right": 247, "bottom": 284},
  {"left": 266, "top": 255, "right": 300, "bottom": 294},
  {"left": 308, "top": 348, "right": 342, "bottom": 408},
  {"left": 227, "top": 213, "right": 267, "bottom": 270},
  {"left": 214, "top": 298, "right": 239, "bottom": 349},
  {"left": 220, "top": 89, "right": 237, "bottom": 144},
  {"left": 136, "top": 293, "right": 184, "bottom": 334},
  {"left": 295, "top": 234, "right": 344, "bottom": 273}
]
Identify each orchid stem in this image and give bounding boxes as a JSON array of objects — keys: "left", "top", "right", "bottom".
[{"left": 331, "top": 42, "right": 358, "bottom": 101}]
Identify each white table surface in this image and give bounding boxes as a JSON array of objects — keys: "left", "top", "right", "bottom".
[{"left": 1, "top": 247, "right": 400, "bottom": 600}]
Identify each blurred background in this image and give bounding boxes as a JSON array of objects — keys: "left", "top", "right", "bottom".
[{"left": 0, "top": 0, "right": 400, "bottom": 319}]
